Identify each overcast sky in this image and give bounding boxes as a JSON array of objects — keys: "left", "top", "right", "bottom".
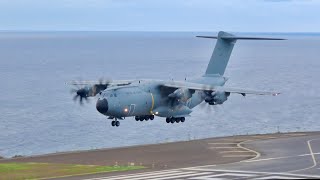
[{"left": 1, "top": 0, "right": 319, "bottom": 32}]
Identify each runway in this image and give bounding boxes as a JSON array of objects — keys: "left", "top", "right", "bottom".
[
  {"left": 2, "top": 132, "right": 320, "bottom": 179},
  {"left": 76, "top": 132, "right": 320, "bottom": 179}
]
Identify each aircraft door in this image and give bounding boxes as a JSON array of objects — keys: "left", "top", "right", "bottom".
[{"left": 128, "top": 104, "right": 135, "bottom": 116}]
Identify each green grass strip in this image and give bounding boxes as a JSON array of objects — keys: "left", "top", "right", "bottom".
[{"left": 0, "top": 162, "right": 144, "bottom": 180}]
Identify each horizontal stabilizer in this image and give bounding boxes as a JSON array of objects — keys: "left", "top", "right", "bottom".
[{"left": 196, "top": 35, "right": 286, "bottom": 40}]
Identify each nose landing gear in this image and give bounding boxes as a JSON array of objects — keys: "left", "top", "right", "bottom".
[
  {"left": 108, "top": 117, "right": 122, "bottom": 127},
  {"left": 111, "top": 120, "right": 120, "bottom": 127}
]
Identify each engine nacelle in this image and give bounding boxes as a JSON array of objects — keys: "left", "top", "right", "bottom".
[
  {"left": 205, "top": 91, "right": 230, "bottom": 105},
  {"left": 168, "top": 88, "right": 192, "bottom": 101}
]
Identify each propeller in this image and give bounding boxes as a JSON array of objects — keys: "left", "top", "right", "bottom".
[
  {"left": 69, "top": 77, "right": 112, "bottom": 105},
  {"left": 70, "top": 81, "right": 90, "bottom": 105},
  {"left": 199, "top": 101, "right": 219, "bottom": 114},
  {"left": 93, "top": 78, "right": 112, "bottom": 95},
  {"left": 198, "top": 85, "right": 219, "bottom": 113}
]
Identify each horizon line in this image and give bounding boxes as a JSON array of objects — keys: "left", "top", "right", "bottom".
[{"left": 1, "top": 30, "right": 320, "bottom": 34}]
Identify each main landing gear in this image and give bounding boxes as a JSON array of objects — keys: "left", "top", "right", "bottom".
[
  {"left": 166, "top": 117, "right": 185, "bottom": 124},
  {"left": 135, "top": 115, "right": 154, "bottom": 121}
]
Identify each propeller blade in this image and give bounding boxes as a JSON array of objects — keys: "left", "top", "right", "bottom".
[
  {"left": 69, "top": 77, "right": 113, "bottom": 106},
  {"left": 199, "top": 101, "right": 206, "bottom": 108},
  {"left": 79, "top": 97, "right": 84, "bottom": 105},
  {"left": 198, "top": 101, "right": 215, "bottom": 114},
  {"left": 73, "top": 94, "right": 79, "bottom": 101},
  {"left": 70, "top": 88, "right": 78, "bottom": 94}
]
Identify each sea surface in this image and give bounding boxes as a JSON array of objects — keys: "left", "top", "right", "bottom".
[{"left": 0, "top": 31, "right": 319, "bottom": 158}]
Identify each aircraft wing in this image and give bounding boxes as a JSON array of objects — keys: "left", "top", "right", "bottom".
[
  {"left": 67, "top": 80, "right": 135, "bottom": 86},
  {"left": 163, "top": 81, "right": 280, "bottom": 96}
]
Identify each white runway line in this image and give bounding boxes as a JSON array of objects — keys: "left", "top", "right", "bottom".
[
  {"left": 86, "top": 170, "right": 181, "bottom": 180},
  {"left": 208, "top": 143, "right": 238, "bottom": 145},
  {"left": 222, "top": 155, "right": 257, "bottom": 158},
  {"left": 87, "top": 167, "right": 320, "bottom": 180},
  {"left": 255, "top": 176, "right": 302, "bottom": 179},
  {"left": 285, "top": 133, "right": 307, "bottom": 136},
  {"left": 287, "top": 138, "right": 319, "bottom": 173},
  {"left": 121, "top": 171, "right": 197, "bottom": 180},
  {"left": 191, "top": 172, "right": 256, "bottom": 180},
  {"left": 244, "top": 152, "right": 320, "bottom": 163},
  {"left": 147, "top": 172, "right": 211, "bottom": 180},
  {"left": 97, "top": 171, "right": 202, "bottom": 180},
  {"left": 238, "top": 140, "right": 261, "bottom": 161},
  {"left": 208, "top": 147, "right": 241, "bottom": 149},
  {"left": 182, "top": 168, "right": 320, "bottom": 178},
  {"left": 219, "top": 151, "right": 252, "bottom": 154}
]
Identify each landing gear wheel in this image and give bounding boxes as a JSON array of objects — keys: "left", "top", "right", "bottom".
[
  {"left": 175, "top": 118, "right": 180, "bottom": 123},
  {"left": 181, "top": 117, "right": 185, "bottom": 122},
  {"left": 111, "top": 121, "right": 116, "bottom": 126},
  {"left": 135, "top": 116, "right": 139, "bottom": 121},
  {"left": 140, "top": 118, "right": 144, "bottom": 121},
  {"left": 145, "top": 117, "right": 149, "bottom": 121},
  {"left": 170, "top": 118, "right": 175, "bottom": 123},
  {"left": 150, "top": 115, "right": 154, "bottom": 120},
  {"left": 166, "top": 118, "right": 170, "bottom": 123},
  {"left": 115, "top": 121, "right": 120, "bottom": 127}
]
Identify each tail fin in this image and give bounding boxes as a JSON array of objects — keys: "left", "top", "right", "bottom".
[{"left": 197, "top": 31, "right": 285, "bottom": 76}]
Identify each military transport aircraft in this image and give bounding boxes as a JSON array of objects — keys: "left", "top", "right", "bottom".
[{"left": 69, "top": 31, "right": 284, "bottom": 127}]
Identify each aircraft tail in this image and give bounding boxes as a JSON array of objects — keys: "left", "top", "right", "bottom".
[{"left": 197, "top": 31, "right": 285, "bottom": 76}]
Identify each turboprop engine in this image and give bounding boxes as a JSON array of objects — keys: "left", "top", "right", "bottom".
[
  {"left": 204, "top": 91, "right": 230, "bottom": 105},
  {"left": 168, "top": 88, "right": 193, "bottom": 101},
  {"left": 167, "top": 88, "right": 193, "bottom": 107}
]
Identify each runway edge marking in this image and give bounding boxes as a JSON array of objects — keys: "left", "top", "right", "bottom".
[{"left": 287, "top": 138, "right": 319, "bottom": 173}]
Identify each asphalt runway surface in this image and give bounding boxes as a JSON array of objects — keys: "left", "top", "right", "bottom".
[{"left": 2, "top": 132, "right": 320, "bottom": 179}]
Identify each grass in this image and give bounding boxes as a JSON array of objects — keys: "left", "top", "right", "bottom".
[{"left": 0, "top": 162, "right": 144, "bottom": 180}]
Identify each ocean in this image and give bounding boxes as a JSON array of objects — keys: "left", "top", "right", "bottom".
[{"left": 0, "top": 31, "right": 319, "bottom": 158}]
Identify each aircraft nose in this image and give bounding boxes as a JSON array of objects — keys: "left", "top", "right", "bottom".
[{"left": 96, "top": 98, "right": 108, "bottom": 114}]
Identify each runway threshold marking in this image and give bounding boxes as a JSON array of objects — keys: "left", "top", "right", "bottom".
[
  {"left": 88, "top": 170, "right": 181, "bottom": 180},
  {"left": 91, "top": 171, "right": 209, "bottom": 180},
  {"left": 146, "top": 172, "right": 211, "bottom": 180},
  {"left": 183, "top": 168, "right": 320, "bottom": 178},
  {"left": 191, "top": 172, "right": 256, "bottom": 179},
  {"left": 85, "top": 168, "right": 320, "bottom": 180},
  {"left": 117, "top": 171, "right": 198, "bottom": 180}
]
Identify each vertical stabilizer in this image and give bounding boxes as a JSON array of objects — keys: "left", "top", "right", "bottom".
[
  {"left": 197, "top": 31, "right": 285, "bottom": 76},
  {"left": 204, "top": 31, "right": 236, "bottom": 76}
]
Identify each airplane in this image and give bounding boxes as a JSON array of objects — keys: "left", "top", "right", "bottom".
[{"left": 69, "top": 31, "right": 285, "bottom": 127}]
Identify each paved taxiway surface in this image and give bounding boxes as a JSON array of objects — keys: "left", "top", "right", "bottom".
[{"left": 2, "top": 132, "right": 320, "bottom": 179}]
